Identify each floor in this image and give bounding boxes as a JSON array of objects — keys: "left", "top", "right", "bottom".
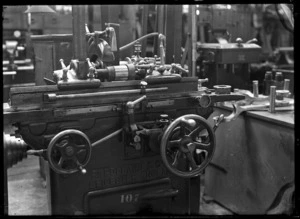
[{"left": 6, "top": 155, "right": 234, "bottom": 216}]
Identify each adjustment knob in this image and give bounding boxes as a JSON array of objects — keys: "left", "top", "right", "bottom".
[{"left": 236, "top": 38, "right": 243, "bottom": 47}]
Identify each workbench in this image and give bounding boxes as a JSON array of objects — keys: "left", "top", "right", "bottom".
[{"left": 205, "top": 101, "right": 294, "bottom": 214}]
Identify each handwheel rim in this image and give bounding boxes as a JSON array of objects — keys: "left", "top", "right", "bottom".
[
  {"left": 160, "top": 114, "right": 215, "bottom": 178},
  {"left": 47, "top": 129, "right": 92, "bottom": 174}
]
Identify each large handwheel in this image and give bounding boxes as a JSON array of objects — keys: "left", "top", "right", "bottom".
[
  {"left": 47, "top": 129, "right": 92, "bottom": 174},
  {"left": 160, "top": 114, "right": 215, "bottom": 178}
]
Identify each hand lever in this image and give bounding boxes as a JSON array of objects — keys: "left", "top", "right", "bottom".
[
  {"left": 59, "top": 59, "right": 68, "bottom": 81},
  {"left": 86, "top": 58, "right": 95, "bottom": 79},
  {"left": 126, "top": 95, "right": 147, "bottom": 131}
]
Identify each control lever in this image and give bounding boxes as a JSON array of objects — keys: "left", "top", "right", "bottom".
[
  {"left": 234, "top": 89, "right": 269, "bottom": 105},
  {"left": 171, "top": 63, "right": 189, "bottom": 75},
  {"left": 126, "top": 95, "right": 147, "bottom": 131},
  {"left": 59, "top": 59, "right": 68, "bottom": 82},
  {"left": 86, "top": 58, "right": 95, "bottom": 79},
  {"left": 140, "top": 81, "right": 147, "bottom": 94},
  {"left": 44, "top": 77, "right": 56, "bottom": 85},
  {"left": 198, "top": 78, "right": 209, "bottom": 91},
  {"left": 212, "top": 114, "right": 224, "bottom": 131}
]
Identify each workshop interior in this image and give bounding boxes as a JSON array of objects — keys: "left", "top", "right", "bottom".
[{"left": 3, "top": 4, "right": 295, "bottom": 216}]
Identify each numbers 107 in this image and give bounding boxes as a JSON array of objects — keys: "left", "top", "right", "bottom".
[{"left": 120, "top": 193, "right": 139, "bottom": 203}]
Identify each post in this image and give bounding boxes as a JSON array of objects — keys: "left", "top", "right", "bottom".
[
  {"left": 165, "top": 5, "right": 182, "bottom": 64},
  {"left": 154, "top": 5, "right": 166, "bottom": 56},
  {"left": 72, "top": 5, "right": 88, "bottom": 79},
  {"left": 72, "top": 5, "right": 87, "bottom": 61},
  {"left": 188, "top": 5, "right": 197, "bottom": 77},
  {"left": 141, "top": 5, "right": 149, "bottom": 57}
]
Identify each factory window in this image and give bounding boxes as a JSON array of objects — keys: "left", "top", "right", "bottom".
[{"left": 55, "top": 5, "right": 72, "bottom": 15}]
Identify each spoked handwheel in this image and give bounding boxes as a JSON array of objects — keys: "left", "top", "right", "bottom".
[
  {"left": 47, "top": 129, "right": 92, "bottom": 174},
  {"left": 160, "top": 114, "right": 215, "bottom": 178}
]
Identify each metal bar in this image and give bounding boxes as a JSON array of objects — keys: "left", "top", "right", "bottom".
[
  {"left": 3, "top": 71, "right": 16, "bottom": 75},
  {"left": 3, "top": 65, "right": 34, "bottom": 71},
  {"left": 3, "top": 83, "right": 35, "bottom": 89},
  {"left": 191, "top": 5, "right": 197, "bottom": 77},
  {"left": 92, "top": 128, "right": 123, "bottom": 147},
  {"left": 72, "top": 5, "right": 87, "bottom": 61},
  {"left": 47, "top": 87, "right": 168, "bottom": 101},
  {"left": 3, "top": 59, "right": 32, "bottom": 65},
  {"left": 53, "top": 105, "right": 118, "bottom": 117}
]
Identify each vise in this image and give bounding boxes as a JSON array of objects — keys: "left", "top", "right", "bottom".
[{"left": 197, "top": 38, "right": 261, "bottom": 90}]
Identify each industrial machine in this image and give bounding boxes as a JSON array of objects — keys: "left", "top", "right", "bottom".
[
  {"left": 3, "top": 6, "right": 246, "bottom": 215},
  {"left": 3, "top": 30, "right": 36, "bottom": 102},
  {"left": 197, "top": 38, "right": 262, "bottom": 90}
]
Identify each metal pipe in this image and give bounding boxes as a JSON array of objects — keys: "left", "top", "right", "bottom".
[{"left": 119, "top": 32, "right": 161, "bottom": 51}]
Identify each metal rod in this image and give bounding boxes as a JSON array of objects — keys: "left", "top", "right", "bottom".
[
  {"left": 284, "top": 79, "right": 290, "bottom": 91},
  {"left": 47, "top": 87, "right": 168, "bottom": 101},
  {"left": 119, "top": 32, "right": 160, "bottom": 51},
  {"left": 3, "top": 65, "right": 34, "bottom": 71},
  {"left": 92, "top": 128, "right": 122, "bottom": 147},
  {"left": 269, "top": 86, "right": 276, "bottom": 113},
  {"left": 3, "top": 59, "right": 31, "bottom": 65},
  {"left": 253, "top": 80, "right": 259, "bottom": 97}
]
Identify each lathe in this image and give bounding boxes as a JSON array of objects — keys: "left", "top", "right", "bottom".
[{"left": 3, "top": 6, "right": 245, "bottom": 215}]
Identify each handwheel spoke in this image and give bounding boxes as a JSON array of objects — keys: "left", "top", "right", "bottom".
[
  {"left": 193, "top": 141, "right": 212, "bottom": 152},
  {"left": 179, "top": 126, "right": 190, "bottom": 137},
  {"left": 74, "top": 144, "right": 86, "bottom": 149},
  {"left": 56, "top": 140, "right": 68, "bottom": 148},
  {"left": 57, "top": 157, "right": 65, "bottom": 167},
  {"left": 188, "top": 126, "right": 201, "bottom": 139},
  {"left": 185, "top": 151, "right": 198, "bottom": 169},
  {"left": 76, "top": 149, "right": 87, "bottom": 155},
  {"left": 168, "top": 139, "right": 181, "bottom": 149},
  {"left": 171, "top": 151, "right": 180, "bottom": 167},
  {"left": 73, "top": 157, "right": 83, "bottom": 166}
]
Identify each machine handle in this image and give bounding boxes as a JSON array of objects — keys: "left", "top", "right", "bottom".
[{"left": 127, "top": 95, "right": 147, "bottom": 109}]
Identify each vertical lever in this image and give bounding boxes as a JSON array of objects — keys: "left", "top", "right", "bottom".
[
  {"left": 60, "top": 59, "right": 68, "bottom": 82},
  {"left": 86, "top": 58, "right": 95, "bottom": 79},
  {"left": 212, "top": 114, "right": 224, "bottom": 131},
  {"left": 140, "top": 81, "right": 148, "bottom": 94},
  {"left": 126, "top": 95, "right": 147, "bottom": 131}
]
